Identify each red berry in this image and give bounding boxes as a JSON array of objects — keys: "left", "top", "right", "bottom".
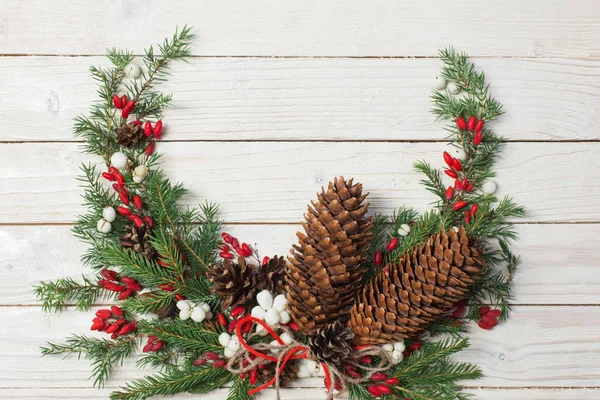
[
  {"left": 101, "top": 269, "right": 118, "bottom": 281},
  {"left": 174, "top": 294, "right": 185, "bottom": 301},
  {"left": 443, "top": 151, "right": 454, "bottom": 168},
  {"left": 376, "top": 385, "right": 392, "bottom": 395},
  {"left": 133, "top": 120, "right": 142, "bottom": 126},
  {"left": 219, "top": 251, "right": 233, "bottom": 259},
  {"left": 145, "top": 142, "right": 156, "bottom": 156},
  {"left": 121, "top": 106, "right": 131, "bottom": 119},
  {"left": 213, "top": 360, "right": 226, "bottom": 368},
  {"left": 444, "top": 169, "right": 458, "bottom": 179},
  {"left": 456, "top": 116, "right": 467, "bottom": 130},
  {"left": 368, "top": 385, "right": 382, "bottom": 397},
  {"left": 346, "top": 369, "right": 361, "bottom": 379},
  {"left": 112, "top": 183, "right": 123, "bottom": 192},
  {"left": 471, "top": 204, "right": 479, "bottom": 216},
  {"left": 119, "top": 190, "right": 130, "bottom": 205},
  {"left": 142, "top": 343, "right": 154, "bottom": 353},
  {"left": 118, "top": 289, "right": 133, "bottom": 300},
  {"left": 112, "top": 94, "right": 123, "bottom": 109},
  {"left": 217, "top": 313, "right": 228, "bottom": 327},
  {"left": 386, "top": 238, "right": 398, "bottom": 251},
  {"left": 482, "top": 313, "right": 498, "bottom": 326},
  {"left": 143, "top": 215, "right": 154, "bottom": 228},
  {"left": 120, "top": 95, "right": 128, "bottom": 108},
  {"left": 262, "top": 256, "right": 270, "bottom": 265},
  {"left": 127, "top": 282, "right": 143, "bottom": 292},
  {"left": 371, "top": 373, "right": 388, "bottom": 382},
  {"left": 241, "top": 243, "right": 252, "bottom": 257},
  {"left": 102, "top": 172, "right": 116, "bottom": 181},
  {"left": 453, "top": 303, "right": 466, "bottom": 318},
  {"left": 454, "top": 179, "right": 461, "bottom": 190},
  {"left": 117, "top": 323, "right": 135, "bottom": 336},
  {"left": 95, "top": 309, "right": 111, "bottom": 319},
  {"left": 445, "top": 186, "right": 454, "bottom": 200},
  {"left": 231, "top": 306, "right": 245, "bottom": 318},
  {"left": 133, "top": 195, "right": 143, "bottom": 209},
  {"left": 158, "top": 284, "right": 173, "bottom": 291},
  {"left": 204, "top": 351, "right": 220, "bottom": 361},
  {"left": 131, "top": 215, "right": 145, "bottom": 228},
  {"left": 453, "top": 201, "right": 467, "bottom": 210},
  {"left": 474, "top": 132, "right": 483, "bottom": 146},
  {"left": 231, "top": 237, "right": 240, "bottom": 248},
  {"left": 467, "top": 182, "right": 475, "bottom": 191},
  {"left": 151, "top": 341, "right": 164, "bottom": 352},
  {"left": 467, "top": 115, "right": 477, "bottom": 131},
  {"left": 487, "top": 309, "right": 502, "bottom": 318},
  {"left": 227, "top": 319, "right": 238, "bottom": 333},
  {"left": 117, "top": 206, "right": 131, "bottom": 216},
  {"left": 374, "top": 251, "right": 383, "bottom": 266},
  {"left": 461, "top": 177, "right": 469, "bottom": 190},
  {"left": 249, "top": 368, "right": 258, "bottom": 385},
  {"left": 464, "top": 210, "right": 471, "bottom": 224},
  {"left": 385, "top": 377, "right": 399, "bottom": 385},
  {"left": 360, "top": 355, "right": 373, "bottom": 365},
  {"left": 221, "top": 233, "right": 233, "bottom": 244},
  {"left": 144, "top": 121, "right": 153, "bottom": 138},
  {"left": 154, "top": 120, "right": 163, "bottom": 139},
  {"left": 475, "top": 119, "right": 485, "bottom": 133},
  {"left": 111, "top": 306, "right": 124, "bottom": 317},
  {"left": 478, "top": 320, "right": 493, "bottom": 330},
  {"left": 193, "top": 358, "right": 206, "bottom": 366},
  {"left": 479, "top": 306, "right": 490, "bottom": 316},
  {"left": 452, "top": 158, "right": 463, "bottom": 171},
  {"left": 105, "top": 283, "right": 126, "bottom": 292},
  {"left": 90, "top": 321, "right": 103, "bottom": 331},
  {"left": 289, "top": 322, "right": 299, "bottom": 332}
]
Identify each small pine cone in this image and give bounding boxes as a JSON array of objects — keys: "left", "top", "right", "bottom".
[
  {"left": 120, "top": 224, "right": 156, "bottom": 259},
  {"left": 348, "top": 226, "right": 485, "bottom": 345},
  {"left": 286, "top": 177, "right": 372, "bottom": 336},
  {"left": 258, "top": 360, "right": 300, "bottom": 387},
  {"left": 308, "top": 320, "right": 354, "bottom": 368},
  {"left": 115, "top": 123, "right": 144, "bottom": 148},
  {"left": 208, "top": 257, "right": 258, "bottom": 310},
  {"left": 256, "top": 256, "right": 286, "bottom": 294}
]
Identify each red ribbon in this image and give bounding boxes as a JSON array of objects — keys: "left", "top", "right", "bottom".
[{"left": 235, "top": 315, "right": 332, "bottom": 395}]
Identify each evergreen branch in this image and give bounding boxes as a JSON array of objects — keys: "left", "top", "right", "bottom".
[
  {"left": 227, "top": 375, "right": 254, "bottom": 400},
  {"left": 138, "top": 319, "right": 222, "bottom": 353},
  {"left": 394, "top": 337, "right": 471, "bottom": 377},
  {"left": 34, "top": 275, "right": 110, "bottom": 312},
  {"left": 41, "top": 334, "right": 137, "bottom": 387}
]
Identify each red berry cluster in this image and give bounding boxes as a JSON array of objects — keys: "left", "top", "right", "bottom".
[
  {"left": 455, "top": 115, "right": 484, "bottom": 145},
  {"left": 220, "top": 232, "right": 254, "bottom": 259},
  {"left": 477, "top": 306, "right": 501, "bottom": 330},
  {"left": 90, "top": 305, "right": 136, "bottom": 339},
  {"left": 112, "top": 93, "right": 164, "bottom": 156},
  {"left": 98, "top": 269, "right": 143, "bottom": 300},
  {"left": 239, "top": 356, "right": 266, "bottom": 384},
  {"left": 372, "top": 224, "right": 414, "bottom": 268},
  {"left": 142, "top": 335, "right": 164, "bottom": 353},
  {"left": 193, "top": 351, "right": 226, "bottom": 368},
  {"left": 103, "top": 168, "right": 154, "bottom": 229},
  {"left": 112, "top": 94, "right": 136, "bottom": 119},
  {"left": 367, "top": 373, "right": 400, "bottom": 397}
]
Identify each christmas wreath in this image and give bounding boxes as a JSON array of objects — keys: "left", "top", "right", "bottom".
[{"left": 35, "top": 26, "right": 524, "bottom": 400}]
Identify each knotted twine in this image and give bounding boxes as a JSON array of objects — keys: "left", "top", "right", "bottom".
[{"left": 226, "top": 316, "right": 395, "bottom": 399}]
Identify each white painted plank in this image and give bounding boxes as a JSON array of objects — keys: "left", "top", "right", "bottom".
[
  {"left": 4, "top": 224, "right": 600, "bottom": 305},
  {"left": 2, "top": 387, "right": 598, "bottom": 400},
  {"left": 1, "top": 142, "right": 599, "bottom": 224},
  {"left": 0, "top": 1, "right": 598, "bottom": 57},
  {"left": 2, "top": 57, "right": 600, "bottom": 141},
  {"left": 1, "top": 307, "right": 598, "bottom": 387}
]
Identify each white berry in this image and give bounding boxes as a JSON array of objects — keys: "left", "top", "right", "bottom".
[
  {"left": 218, "top": 332, "right": 231, "bottom": 347},
  {"left": 224, "top": 347, "right": 236, "bottom": 358},
  {"left": 272, "top": 294, "right": 288, "bottom": 312},
  {"left": 398, "top": 223, "right": 411, "bottom": 237},
  {"left": 279, "top": 310, "right": 291, "bottom": 324},
  {"left": 280, "top": 332, "right": 293, "bottom": 345},
  {"left": 481, "top": 180, "right": 498, "bottom": 194},
  {"left": 179, "top": 308, "right": 190, "bottom": 320},
  {"left": 125, "top": 63, "right": 141, "bottom": 79},
  {"left": 382, "top": 343, "right": 394, "bottom": 352},
  {"left": 228, "top": 338, "right": 241, "bottom": 352},
  {"left": 448, "top": 146, "right": 467, "bottom": 161},
  {"left": 256, "top": 290, "right": 274, "bottom": 310},
  {"left": 110, "top": 151, "right": 128, "bottom": 170},
  {"left": 447, "top": 81, "right": 460, "bottom": 94},
  {"left": 176, "top": 300, "right": 190, "bottom": 311},
  {"left": 133, "top": 165, "right": 149, "bottom": 183},
  {"left": 393, "top": 341, "right": 406, "bottom": 352},
  {"left": 199, "top": 303, "right": 211, "bottom": 313},
  {"left": 256, "top": 324, "right": 268, "bottom": 336},
  {"left": 251, "top": 305, "right": 267, "bottom": 320},
  {"left": 432, "top": 75, "right": 446, "bottom": 90},
  {"left": 191, "top": 307, "right": 206, "bottom": 322},
  {"left": 205, "top": 311, "right": 213, "bottom": 320},
  {"left": 391, "top": 350, "right": 404, "bottom": 364},
  {"left": 264, "top": 308, "right": 281, "bottom": 326},
  {"left": 102, "top": 207, "right": 116, "bottom": 222},
  {"left": 97, "top": 219, "right": 112, "bottom": 234}
]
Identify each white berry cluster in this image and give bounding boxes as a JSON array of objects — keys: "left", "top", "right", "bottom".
[
  {"left": 176, "top": 300, "right": 212, "bottom": 323},
  {"left": 296, "top": 358, "right": 322, "bottom": 378},
  {"left": 132, "top": 164, "right": 149, "bottom": 183},
  {"left": 381, "top": 340, "right": 405, "bottom": 364},
  {"left": 251, "top": 290, "right": 291, "bottom": 335},
  {"left": 97, "top": 206, "right": 116, "bottom": 234},
  {"left": 218, "top": 332, "right": 242, "bottom": 358}
]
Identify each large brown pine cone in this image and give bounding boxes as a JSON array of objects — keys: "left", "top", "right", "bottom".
[
  {"left": 348, "top": 226, "right": 485, "bottom": 345},
  {"left": 308, "top": 320, "right": 354, "bottom": 368},
  {"left": 286, "top": 177, "right": 372, "bottom": 336},
  {"left": 208, "top": 256, "right": 286, "bottom": 310},
  {"left": 120, "top": 224, "right": 156, "bottom": 259},
  {"left": 258, "top": 360, "right": 300, "bottom": 387},
  {"left": 115, "top": 123, "right": 144, "bottom": 148}
]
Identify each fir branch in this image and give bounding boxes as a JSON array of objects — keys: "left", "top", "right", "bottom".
[
  {"left": 227, "top": 375, "right": 254, "bottom": 400},
  {"left": 394, "top": 337, "right": 471, "bottom": 377},
  {"left": 110, "top": 365, "right": 230, "bottom": 400},
  {"left": 41, "top": 334, "right": 137, "bottom": 387},
  {"left": 137, "top": 319, "right": 222, "bottom": 353},
  {"left": 34, "top": 275, "right": 109, "bottom": 312}
]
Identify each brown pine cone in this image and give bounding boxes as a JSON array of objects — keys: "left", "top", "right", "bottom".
[
  {"left": 115, "top": 122, "right": 144, "bottom": 148},
  {"left": 256, "top": 256, "right": 286, "bottom": 294},
  {"left": 120, "top": 224, "right": 156, "bottom": 259},
  {"left": 308, "top": 320, "right": 354, "bottom": 368},
  {"left": 286, "top": 177, "right": 372, "bottom": 336},
  {"left": 349, "top": 226, "right": 485, "bottom": 345},
  {"left": 258, "top": 360, "right": 300, "bottom": 387}
]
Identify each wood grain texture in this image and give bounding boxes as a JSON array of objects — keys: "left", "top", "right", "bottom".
[
  {"left": 1, "top": 306, "right": 598, "bottom": 387},
  {"left": 2, "top": 57, "right": 600, "bottom": 142},
  {"left": 1, "top": 388, "right": 598, "bottom": 399},
  {"left": 4, "top": 224, "right": 600, "bottom": 305},
  {"left": 0, "top": 0, "right": 598, "bottom": 57},
  {"left": 1, "top": 142, "right": 598, "bottom": 224}
]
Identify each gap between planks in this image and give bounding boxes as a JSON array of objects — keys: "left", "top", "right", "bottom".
[
  {"left": 1, "top": 54, "right": 593, "bottom": 59},
  {"left": 3, "top": 139, "right": 600, "bottom": 144}
]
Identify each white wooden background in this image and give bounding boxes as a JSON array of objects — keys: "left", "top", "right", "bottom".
[{"left": 1, "top": 1, "right": 599, "bottom": 399}]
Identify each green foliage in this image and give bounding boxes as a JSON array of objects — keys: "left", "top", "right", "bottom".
[
  {"left": 34, "top": 275, "right": 111, "bottom": 312},
  {"left": 227, "top": 375, "right": 255, "bottom": 400},
  {"left": 137, "top": 319, "right": 222, "bottom": 354},
  {"left": 41, "top": 334, "right": 137, "bottom": 387}
]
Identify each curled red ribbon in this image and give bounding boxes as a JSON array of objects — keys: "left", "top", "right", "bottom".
[{"left": 235, "top": 315, "right": 332, "bottom": 395}]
